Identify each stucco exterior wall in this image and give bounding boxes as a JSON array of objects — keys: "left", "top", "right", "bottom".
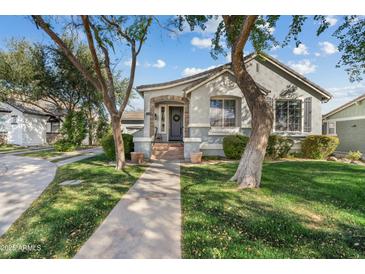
[
  {"left": 247, "top": 59, "right": 323, "bottom": 135},
  {"left": 326, "top": 99, "right": 365, "bottom": 120}
]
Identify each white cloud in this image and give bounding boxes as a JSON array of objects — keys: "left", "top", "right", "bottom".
[
  {"left": 314, "top": 52, "right": 321, "bottom": 57},
  {"left": 182, "top": 17, "right": 221, "bottom": 34},
  {"left": 152, "top": 59, "right": 166, "bottom": 69},
  {"left": 191, "top": 37, "right": 212, "bottom": 49},
  {"left": 258, "top": 22, "right": 275, "bottom": 34},
  {"left": 325, "top": 16, "right": 338, "bottom": 27},
  {"left": 123, "top": 59, "right": 140, "bottom": 67},
  {"left": 293, "top": 43, "right": 309, "bottom": 55},
  {"left": 319, "top": 41, "right": 338, "bottom": 55},
  {"left": 288, "top": 59, "right": 317, "bottom": 75},
  {"left": 182, "top": 65, "right": 217, "bottom": 77}
]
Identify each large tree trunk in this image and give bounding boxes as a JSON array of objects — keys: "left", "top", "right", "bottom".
[
  {"left": 231, "top": 56, "right": 273, "bottom": 188},
  {"left": 111, "top": 115, "right": 125, "bottom": 170}
]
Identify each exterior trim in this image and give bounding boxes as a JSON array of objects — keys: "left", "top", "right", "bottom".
[
  {"left": 188, "top": 123, "right": 210, "bottom": 128},
  {"left": 324, "top": 116, "right": 365, "bottom": 122},
  {"left": 200, "top": 143, "right": 223, "bottom": 150},
  {"left": 183, "top": 138, "right": 202, "bottom": 142},
  {"left": 133, "top": 137, "right": 153, "bottom": 142},
  {"left": 323, "top": 93, "right": 365, "bottom": 119}
]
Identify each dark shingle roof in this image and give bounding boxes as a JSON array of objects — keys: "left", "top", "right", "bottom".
[
  {"left": 136, "top": 52, "right": 332, "bottom": 100},
  {"left": 6, "top": 100, "right": 48, "bottom": 116}
]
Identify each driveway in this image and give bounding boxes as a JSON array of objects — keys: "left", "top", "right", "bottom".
[{"left": 0, "top": 155, "right": 57, "bottom": 236}]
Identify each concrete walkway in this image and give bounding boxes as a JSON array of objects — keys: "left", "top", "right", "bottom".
[
  {"left": 0, "top": 155, "right": 57, "bottom": 236},
  {"left": 56, "top": 148, "right": 103, "bottom": 166},
  {"left": 75, "top": 160, "right": 181, "bottom": 259}
]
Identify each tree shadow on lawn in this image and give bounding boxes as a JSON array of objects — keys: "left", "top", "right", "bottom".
[
  {"left": 181, "top": 161, "right": 365, "bottom": 258},
  {"left": 0, "top": 155, "right": 146, "bottom": 259}
]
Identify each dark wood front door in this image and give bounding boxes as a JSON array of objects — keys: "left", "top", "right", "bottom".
[{"left": 169, "top": 106, "right": 183, "bottom": 141}]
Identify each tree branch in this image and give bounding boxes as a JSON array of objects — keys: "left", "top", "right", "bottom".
[
  {"left": 31, "top": 16, "right": 102, "bottom": 92},
  {"left": 233, "top": 15, "right": 258, "bottom": 60}
]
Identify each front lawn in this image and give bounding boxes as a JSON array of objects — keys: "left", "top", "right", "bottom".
[
  {"left": 0, "top": 144, "right": 26, "bottom": 153},
  {"left": 0, "top": 154, "right": 146, "bottom": 258},
  {"left": 181, "top": 161, "right": 365, "bottom": 258},
  {"left": 20, "top": 149, "right": 63, "bottom": 159}
]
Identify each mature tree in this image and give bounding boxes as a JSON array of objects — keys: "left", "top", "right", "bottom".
[
  {"left": 0, "top": 38, "right": 96, "bottom": 114},
  {"left": 331, "top": 16, "right": 365, "bottom": 82},
  {"left": 31, "top": 15, "right": 152, "bottom": 169},
  {"left": 176, "top": 15, "right": 365, "bottom": 188},
  {"left": 0, "top": 37, "right": 104, "bottom": 145}
]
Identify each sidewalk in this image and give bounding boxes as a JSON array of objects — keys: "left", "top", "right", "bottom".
[{"left": 75, "top": 160, "right": 181, "bottom": 259}]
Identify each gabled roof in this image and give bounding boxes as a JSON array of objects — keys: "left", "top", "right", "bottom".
[
  {"left": 323, "top": 92, "right": 365, "bottom": 119},
  {"left": 6, "top": 100, "right": 49, "bottom": 116},
  {"left": 136, "top": 52, "right": 332, "bottom": 101},
  {"left": 182, "top": 68, "right": 270, "bottom": 95}
]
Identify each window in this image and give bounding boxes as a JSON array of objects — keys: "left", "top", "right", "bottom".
[
  {"left": 11, "top": 115, "right": 17, "bottom": 125},
  {"left": 159, "top": 105, "right": 166, "bottom": 133},
  {"left": 47, "top": 121, "right": 60, "bottom": 133},
  {"left": 210, "top": 99, "right": 236, "bottom": 127},
  {"left": 275, "top": 100, "right": 302, "bottom": 131},
  {"left": 0, "top": 114, "right": 6, "bottom": 132},
  {"left": 328, "top": 122, "right": 336, "bottom": 135}
]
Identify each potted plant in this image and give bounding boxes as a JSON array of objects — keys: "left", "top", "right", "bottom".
[{"left": 190, "top": 151, "right": 203, "bottom": 164}]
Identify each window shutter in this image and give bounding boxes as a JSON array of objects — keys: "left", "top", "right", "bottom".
[{"left": 304, "top": 97, "right": 312, "bottom": 132}]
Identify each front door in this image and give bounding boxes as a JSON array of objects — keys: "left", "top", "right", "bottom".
[{"left": 169, "top": 106, "right": 183, "bottom": 141}]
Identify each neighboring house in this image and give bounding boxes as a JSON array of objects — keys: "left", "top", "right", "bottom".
[
  {"left": 134, "top": 53, "right": 332, "bottom": 159},
  {"left": 323, "top": 93, "right": 365, "bottom": 154},
  {"left": 0, "top": 100, "right": 63, "bottom": 146},
  {"left": 121, "top": 111, "right": 144, "bottom": 136}
]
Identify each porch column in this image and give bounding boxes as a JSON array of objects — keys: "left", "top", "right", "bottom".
[{"left": 149, "top": 99, "right": 155, "bottom": 137}]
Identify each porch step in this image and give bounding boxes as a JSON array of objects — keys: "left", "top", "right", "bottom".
[{"left": 151, "top": 143, "right": 184, "bottom": 160}]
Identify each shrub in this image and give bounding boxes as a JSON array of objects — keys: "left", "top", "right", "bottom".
[
  {"left": 346, "top": 150, "right": 363, "bottom": 161},
  {"left": 0, "top": 134, "right": 7, "bottom": 146},
  {"left": 54, "top": 139, "right": 77, "bottom": 152},
  {"left": 266, "top": 135, "right": 294, "bottom": 159},
  {"left": 301, "top": 135, "right": 339, "bottom": 159},
  {"left": 101, "top": 132, "right": 134, "bottom": 160},
  {"left": 53, "top": 111, "right": 87, "bottom": 152},
  {"left": 223, "top": 135, "right": 249, "bottom": 160}
]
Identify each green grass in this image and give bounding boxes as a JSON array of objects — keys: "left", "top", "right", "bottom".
[
  {"left": 20, "top": 149, "right": 63, "bottom": 159},
  {"left": 0, "top": 154, "right": 146, "bottom": 258},
  {"left": 181, "top": 161, "right": 365, "bottom": 258},
  {"left": 0, "top": 144, "right": 26, "bottom": 152}
]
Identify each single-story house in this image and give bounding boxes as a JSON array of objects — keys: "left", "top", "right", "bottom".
[
  {"left": 323, "top": 92, "right": 365, "bottom": 154},
  {"left": 0, "top": 100, "right": 63, "bottom": 146},
  {"left": 133, "top": 52, "right": 333, "bottom": 159}
]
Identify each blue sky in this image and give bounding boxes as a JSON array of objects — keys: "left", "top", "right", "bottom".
[{"left": 0, "top": 15, "right": 363, "bottom": 113}]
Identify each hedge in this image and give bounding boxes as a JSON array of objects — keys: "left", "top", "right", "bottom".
[
  {"left": 301, "top": 135, "right": 339, "bottom": 159},
  {"left": 266, "top": 135, "right": 294, "bottom": 159},
  {"left": 101, "top": 132, "right": 134, "bottom": 160},
  {"left": 223, "top": 135, "right": 249, "bottom": 160}
]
